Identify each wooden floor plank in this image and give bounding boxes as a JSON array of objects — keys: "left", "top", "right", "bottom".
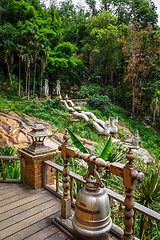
[
  {"left": 0, "top": 185, "right": 33, "bottom": 201},
  {"left": 0, "top": 184, "right": 27, "bottom": 196},
  {"left": 0, "top": 187, "right": 45, "bottom": 208},
  {"left": 0, "top": 183, "right": 16, "bottom": 190},
  {"left": 0, "top": 198, "right": 59, "bottom": 231},
  {"left": 0, "top": 203, "right": 61, "bottom": 239},
  {"left": 4, "top": 212, "right": 61, "bottom": 240},
  {"left": 0, "top": 194, "right": 59, "bottom": 222},
  {"left": 45, "top": 231, "right": 69, "bottom": 240},
  {"left": 24, "top": 225, "right": 60, "bottom": 240},
  {"left": 0, "top": 189, "right": 47, "bottom": 214}
]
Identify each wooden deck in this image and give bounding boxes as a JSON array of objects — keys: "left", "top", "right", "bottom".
[
  {"left": 0, "top": 183, "right": 70, "bottom": 240},
  {"left": 0, "top": 183, "right": 121, "bottom": 240}
]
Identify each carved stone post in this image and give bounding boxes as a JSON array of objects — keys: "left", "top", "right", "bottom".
[
  {"left": 59, "top": 130, "right": 71, "bottom": 218},
  {"left": 122, "top": 148, "right": 144, "bottom": 240}
]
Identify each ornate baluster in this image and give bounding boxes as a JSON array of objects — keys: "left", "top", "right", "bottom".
[
  {"left": 70, "top": 177, "right": 74, "bottom": 202},
  {"left": 122, "top": 148, "right": 144, "bottom": 240},
  {"left": 3, "top": 160, "right": 6, "bottom": 180},
  {"left": 56, "top": 170, "right": 59, "bottom": 192},
  {"left": 59, "top": 130, "right": 71, "bottom": 219}
]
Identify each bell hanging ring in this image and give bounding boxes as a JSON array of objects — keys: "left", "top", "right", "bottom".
[{"left": 72, "top": 167, "right": 112, "bottom": 236}]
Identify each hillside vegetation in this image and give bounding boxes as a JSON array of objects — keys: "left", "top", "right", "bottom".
[{"left": 0, "top": 96, "right": 160, "bottom": 161}]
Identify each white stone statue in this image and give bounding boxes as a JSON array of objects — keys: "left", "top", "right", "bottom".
[
  {"left": 132, "top": 128, "right": 140, "bottom": 148},
  {"left": 44, "top": 79, "right": 49, "bottom": 96},
  {"left": 56, "top": 80, "right": 61, "bottom": 95}
]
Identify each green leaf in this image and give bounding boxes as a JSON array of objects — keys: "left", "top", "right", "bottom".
[
  {"left": 99, "top": 136, "right": 112, "bottom": 161},
  {"left": 67, "top": 128, "right": 88, "bottom": 154}
]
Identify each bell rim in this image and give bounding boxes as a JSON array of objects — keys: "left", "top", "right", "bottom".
[{"left": 72, "top": 215, "right": 112, "bottom": 237}]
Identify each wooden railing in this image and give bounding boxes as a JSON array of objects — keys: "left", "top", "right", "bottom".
[
  {"left": 0, "top": 156, "right": 23, "bottom": 183},
  {"left": 43, "top": 160, "right": 160, "bottom": 223},
  {"left": 43, "top": 130, "right": 160, "bottom": 240}
]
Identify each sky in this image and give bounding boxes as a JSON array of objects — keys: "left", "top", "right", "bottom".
[{"left": 153, "top": 0, "right": 160, "bottom": 26}]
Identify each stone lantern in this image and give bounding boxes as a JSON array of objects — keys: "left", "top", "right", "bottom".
[
  {"left": 25, "top": 121, "right": 52, "bottom": 155},
  {"left": 19, "top": 121, "right": 59, "bottom": 189}
]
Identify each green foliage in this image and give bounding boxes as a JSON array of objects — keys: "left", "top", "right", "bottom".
[
  {"left": 0, "top": 145, "right": 20, "bottom": 179},
  {"left": 100, "top": 0, "right": 158, "bottom": 28},
  {"left": 48, "top": 42, "right": 85, "bottom": 88},
  {"left": 135, "top": 168, "right": 160, "bottom": 210},
  {"left": 68, "top": 128, "right": 112, "bottom": 161},
  {"left": 69, "top": 158, "right": 87, "bottom": 198},
  {"left": 99, "top": 136, "right": 112, "bottom": 160},
  {"left": 82, "top": 10, "right": 119, "bottom": 87},
  {"left": 44, "top": 97, "right": 66, "bottom": 111},
  {"left": 87, "top": 94, "right": 112, "bottom": 116},
  {"left": 107, "top": 85, "right": 114, "bottom": 101},
  {"left": 67, "top": 128, "right": 88, "bottom": 153},
  {"left": 135, "top": 167, "right": 160, "bottom": 239},
  {"left": 77, "top": 83, "right": 104, "bottom": 98},
  {"left": 7, "top": 74, "right": 19, "bottom": 94},
  {"left": 94, "top": 142, "right": 127, "bottom": 163}
]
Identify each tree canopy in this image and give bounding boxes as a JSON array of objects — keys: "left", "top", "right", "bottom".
[{"left": 0, "top": 0, "right": 160, "bottom": 128}]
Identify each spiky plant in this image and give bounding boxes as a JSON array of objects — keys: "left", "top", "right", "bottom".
[{"left": 135, "top": 168, "right": 160, "bottom": 239}]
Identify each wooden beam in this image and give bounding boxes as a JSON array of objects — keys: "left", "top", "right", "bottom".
[{"left": 0, "top": 156, "right": 22, "bottom": 161}]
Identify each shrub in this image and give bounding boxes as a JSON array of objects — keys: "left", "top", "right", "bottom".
[
  {"left": 87, "top": 94, "right": 112, "bottom": 116},
  {"left": 77, "top": 84, "right": 104, "bottom": 98}
]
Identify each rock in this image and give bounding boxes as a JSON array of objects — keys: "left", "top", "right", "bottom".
[
  {"left": 133, "top": 147, "right": 154, "bottom": 164},
  {"left": 0, "top": 112, "right": 56, "bottom": 149}
]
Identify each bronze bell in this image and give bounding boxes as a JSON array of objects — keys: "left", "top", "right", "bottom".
[{"left": 72, "top": 167, "right": 112, "bottom": 237}]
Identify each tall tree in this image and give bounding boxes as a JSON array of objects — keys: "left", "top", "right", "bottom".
[
  {"left": 121, "top": 22, "right": 160, "bottom": 119},
  {"left": 0, "top": 23, "right": 17, "bottom": 81},
  {"left": 47, "top": 42, "right": 85, "bottom": 88},
  {"left": 150, "top": 91, "right": 160, "bottom": 126},
  {"left": 82, "top": 11, "right": 119, "bottom": 88},
  {"left": 100, "top": 0, "right": 158, "bottom": 28},
  {"left": 85, "top": 0, "right": 97, "bottom": 16}
]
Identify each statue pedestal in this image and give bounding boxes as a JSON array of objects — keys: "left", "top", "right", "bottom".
[
  {"left": 44, "top": 95, "right": 51, "bottom": 100},
  {"left": 111, "top": 132, "right": 118, "bottom": 138}
]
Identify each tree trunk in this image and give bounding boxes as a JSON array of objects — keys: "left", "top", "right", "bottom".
[
  {"left": 110, "top": 71, "right": 113, "bottom": 86},
  {"left": 19, "top": 59, "right": 21, "bottom": 96},
  {"left": 25, "top": 65, "right": 29, "bottom": 95},
  {"left": 6, "top": 62, "right": 11, "bottom": 81},
  {"left": 40, "top": 58, "right": 43, "bottom": 98},
  {"left": 103, "top": 73, "right": 107, "bottom": 90},
  {"left": 132, "top": 79, "right": 135, "bottom": 119},
  {"left": 33, "top": 57, "right": 37, "bottom": 97},
  {"left": 28, "top": 66, "right": 30, "bottom": 101}
]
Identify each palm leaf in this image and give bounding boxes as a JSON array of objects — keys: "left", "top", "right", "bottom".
[
  {"left": 67, "top": 128, "right": 88, "bottom": 154},
  {"left": 99, "top": 136, "right": 112, "bottom": 161}
]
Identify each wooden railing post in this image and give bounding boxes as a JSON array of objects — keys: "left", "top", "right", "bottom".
[
  {"left": 58, "top": 130, "right": 71, "bottom": 219},
  {"left": 70, "top": 177, "right": 74, "bottom": 202},
  {"left": 56, "top": 170, "right": 59, "bottom": 192},
  {"left": 3, "top": 160, "right": 6, "bottom": 180},
  {"left": 122, "top": 148, "right": 144, "bottom": 240}
]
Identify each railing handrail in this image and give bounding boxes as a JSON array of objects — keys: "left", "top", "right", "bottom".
[
  {"left": 43, "top": 160, "right": 160, "bottom": 223},
  {"left": 0, "top": 155, "right": 23, "bottom": 183},
  {"left": 0, "top": 156, "right": 22, "bottom": 161}
]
